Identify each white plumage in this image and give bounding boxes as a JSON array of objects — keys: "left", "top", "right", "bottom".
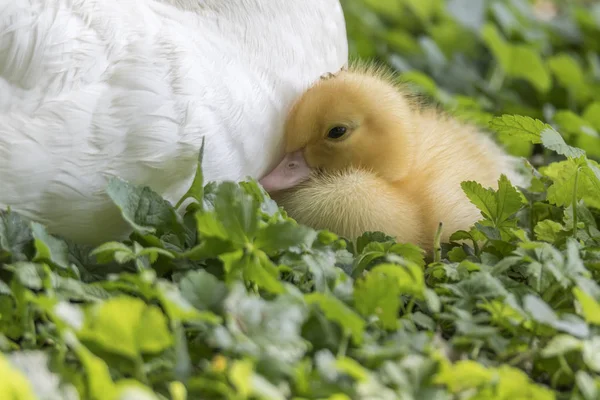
[{"left": 0, "top": 0, "right": 348, "bottom": 243}]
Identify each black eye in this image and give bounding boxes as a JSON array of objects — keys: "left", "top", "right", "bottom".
[{"left": 327, "top": 126, "right": 347, "bottom": 139}]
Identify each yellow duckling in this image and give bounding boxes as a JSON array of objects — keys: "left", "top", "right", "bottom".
[{"left": 259, "top": 63, "right": 523, "bottom": 252}]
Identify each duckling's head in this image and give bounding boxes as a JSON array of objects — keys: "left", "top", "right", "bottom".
[{"left": 260, "top": 64, "right": 416, "bottom": 193}]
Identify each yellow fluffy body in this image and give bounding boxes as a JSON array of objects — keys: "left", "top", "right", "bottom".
[{"left": 272, "top": 62, "right": 524, "bottom": 252}]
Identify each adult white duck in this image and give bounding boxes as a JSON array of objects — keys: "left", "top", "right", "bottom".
[{"left": 0, "top": 0, "right": 348, "bottom": 244}]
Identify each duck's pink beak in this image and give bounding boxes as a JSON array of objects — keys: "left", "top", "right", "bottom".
[{"left": 259, "top": 150, "right": 311, "bottom": 193}]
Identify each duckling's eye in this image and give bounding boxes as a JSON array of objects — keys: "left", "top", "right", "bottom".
[{"left": 327, "top": 126, "right": 347, "bottom": 139}]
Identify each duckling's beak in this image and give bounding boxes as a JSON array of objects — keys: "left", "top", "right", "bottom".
[{"left": 259, "top": 150, "right": 311, "bottom": 193}]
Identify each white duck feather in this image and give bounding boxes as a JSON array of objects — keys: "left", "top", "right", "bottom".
[{"left": 0, "top": 0, "right": 348, "bottom": 243}]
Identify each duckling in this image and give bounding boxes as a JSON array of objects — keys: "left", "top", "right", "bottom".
[{"left": 259, "top": 63, "right": 524, "bottom": 252}]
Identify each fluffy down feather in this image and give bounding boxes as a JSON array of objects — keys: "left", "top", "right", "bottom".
[{"left": 267, "top": 63, "right": 526, "bottom": 252}]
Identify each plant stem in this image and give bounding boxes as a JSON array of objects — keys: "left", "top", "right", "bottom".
[
  {"left": 489, "top": 65, "right": 506, "bottom": 92},
  {"left": 337, "top": 331, "right": 350, "bottom": 358},
  {"left": 434, "top": 222, "right": 443, "bottom": 263},
  {"left": 572, "top": 167, "right": 581, "bottom": 238}
]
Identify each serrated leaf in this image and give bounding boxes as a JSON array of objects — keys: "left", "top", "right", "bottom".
[
  {"left": 540, "top": 128, "right": 586, "bottom": 158},
  {"left": 534, "top": 220, "right": 563, "bottom": 243},
  {"left": 0, "top": 210, "right": 32, "bottom": 263},
  {"left": 179, "top": 270, "right": 227, "bottom": 313},
  {"left": 220, "top": 250, "right": 284, "bottom": 294},
  {"left": 201, "top": 183, "right": 259, "bottom": 246},
  {"left": 218, "top": 284, "right": 308, "bottom": 365},
  {"left": 543, "top": 158, "right": 600, "bottom": 209},
  {"left": 489, "top": 115, "right": 548, "bottom": 144},
  {"left": 461, "top": 181, "right": 497, "bottom": 220},
  {"left": 355, "top": 231, "right": 396, "bottom": 254},
  {"left": 30, "top": 223, "right": 70, "bottom": 270},
  {"left": 254, "top": 221, "right": 315, "bottom": 254},
  {"left": 106, "top": 177, "right": 180, "bottom": 236},
  {"left": 495, "top": 174, "right": 523, "bottom": 222}
]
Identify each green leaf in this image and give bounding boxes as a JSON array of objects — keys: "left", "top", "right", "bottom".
[
  {"left": 548, "top": 53, "right": 585, "bottom": 87},
  {"left": 369, "top": 262, "right": 425, "bottom": 297},
  {"left": 540, "top": 128, "right": 586, "bottom": 158},
  {"left": 354, "top": 270, "right": 400, "bottom": 330},
  {"left": 229, "top": 359, "right": 253, "bottom": 397},
  {"left": 106, "top": 177, "right": 180, "bottom": 236},
  {"left": 495, "top": 174, "right": 523, "bottom": 222},
  {"left": 534, "top": 220, "right": 564, "bottom": 243},
  {"left": 156, "top": 280, "right": 222, "bottom": 324},
  {"left": 198, "top": 183, "right": 259, "bottom": 246},
  {"left": 405, "top": 0, "right": 437, "bottom": 22},
  {"left": 195, "top": 212, "right": 230, "bottom": 242},
  {"left": 481, "top": 24, "right": 551, "bottom": 92},
  {"left": 509, "top": 46, "right": 552, "bottom": 93},
  {"left": 175, "top": 137, "right": 205, "bottom": 209},
  {"left": 543, "top": 158, "right": 600, "bottom": 209},
  {"left": 305, "top": 292, "right": 365, "bottom": 345},
  {"left": 254, "top": 221, "right": 315, "bottom": 254},
  {"left": 583, "top": 338, "right": 600, "bottom": 372},
  {"left": 481, "top": 23, "right": 511, "bottom": 73},
  {"left": 220, "top": 250, "right": 284, "bottom": 294},
  {"left": 355, "top": 231, "right": 395, "bottom": 255},
  {"left": 78, "top": 297, "right": 173, "bottom": 359},
  {"left": 218, "top": 284, "right": 308, "bottom": 365},
  {"left": 489, "top": 115, "right": 548, "bottom": 144},
  {"left": 73, "top": 344, "right": 117, "bottom": 400},
  {"left": 554, "top": 110, "right": 597, "bottom": 137},
  {"left": 583, "top": 102, "right": 600, "bottom": 130},
  {"left": 461, "top": 175, "right": 521, "bottom": 226},
  {"left": 460, "top": 181, "right": 497, "bottom": 220},
  {"left": 0, "top": 210, "right": 32, "bottom": 263},
  {"left": 30, "top": 222, "right": 70, "bottom": 270},
  {"left": 493, "top": 365, "right": 557, "bottom": 400},
  {"left": 400, "top": 71, "right": 440, "bottom": 97},
  {"left": 446, "top": 0, "right": 486, "bottom": 31},
  {"left": 573, "top": 288, "right": 600, "bottom": 325},
  {"left": 435, "top": 360, "right": 493, "bottom": 392},
  {"left": 523, "top": 294, "right": 558, "bottom": 326},
  {"left": 0, "top": 353, "right": 38, "bottom": 399},
  {"left": 90, "top": 242, "right": 134, "bottom": 264},
  {"left": 335, "top": 356, "right": 370, "bottom": 382},
  {"left": 541, "top": 334, "right": 583, "bottom": 358},
  {"left": 179, "top": 270, "right": 228, "bottom": 313}
]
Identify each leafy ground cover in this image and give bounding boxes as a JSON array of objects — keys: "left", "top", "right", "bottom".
[{"left": 2, "top": 0, "right": 600, "bottom": 399}]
